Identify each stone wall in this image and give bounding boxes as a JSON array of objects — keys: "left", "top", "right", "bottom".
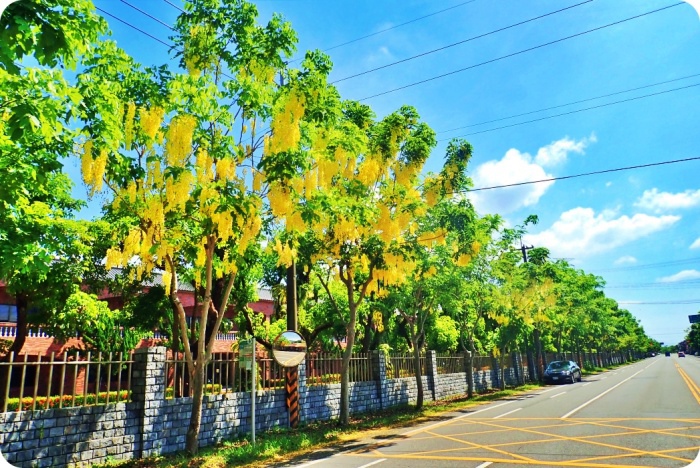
[{"left": 1, "top": 348, "right": 520, "bottom": 467}]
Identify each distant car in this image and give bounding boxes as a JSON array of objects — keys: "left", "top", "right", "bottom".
[
  {"left": 543, "top": 360, "right": 582, "bottom": 384},
  {"left": 665, "top": 352, "right": 671, "bottom": 356},
  {"left": 679, "top": 352, "right": 685, "bottom": 357}
]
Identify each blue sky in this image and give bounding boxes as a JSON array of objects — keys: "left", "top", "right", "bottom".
[{"left": 80, "top": 0, "right": 700, "bottom": 347}]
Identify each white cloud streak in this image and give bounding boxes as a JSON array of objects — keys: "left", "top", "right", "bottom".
[
  {"left": 524, "top": 207, "right": 680, "bottom": 259},
  {"left": 468, "top": 135, "right": 595, "bottom": 215},
  {"left": 634, "top": 188, "right": 700, "bottom": 213},
  {"left": 614, "top": 255, "right": 637, "bottom": 265},
  {"left": 657, "top": 269, "right": 700, "bottom": 283}
]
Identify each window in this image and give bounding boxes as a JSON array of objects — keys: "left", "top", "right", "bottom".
[{"left": 0, "top": 304, "right": 17, "bottom": 322}]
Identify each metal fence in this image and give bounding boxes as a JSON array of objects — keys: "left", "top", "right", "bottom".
[
  {"left": 436, "top": 352, "right": 465, "bottom": 375},
  {"left": 0, "top": 351, "right": 133, "bottom": 412},
  {"left": 165, "top": 350, "right": 286, "bottom": 398},
  {"left": 0, "top": 347, "right": 641, "bottom": 412},
  {"left": 305, "top": 352, "right": 373, "bottom": 386},
  {"left": 387, "top": 352, "right": 427, "bottom": 379}
]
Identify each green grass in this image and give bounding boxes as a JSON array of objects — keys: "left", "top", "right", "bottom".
[{"left": 98, "top": 384, "right": 541, "bottom": 468}]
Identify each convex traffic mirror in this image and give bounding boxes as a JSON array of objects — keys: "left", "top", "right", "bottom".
[{"left": 272, "top": 330, "right": 307, "bottom": 367}]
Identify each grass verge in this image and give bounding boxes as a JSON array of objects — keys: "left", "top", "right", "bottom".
[{"left": 99, "top": 384, "right": 541, "bottom": 468}]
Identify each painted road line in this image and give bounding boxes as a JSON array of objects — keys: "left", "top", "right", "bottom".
[
  {"left": 475, "top": 463, "right": 493, "bottom": 468},
  {"left": 356, "top": 459, "right": 386, "bottom": 468},
  {"left": 493, "top": 408, "right": 522, "bottom": 419},
  {"left": 402, "top": 401, "right": 513, "bottom": 436},
  {"left": 550, "top": 392, "right": 567, "bottom": 399},
  {"left": 536, "top": 387, "right": 558, "bottom": 394},
  {"left": 676, "top": 364, "right": 700, "bottom": 405},
  {"left": 291, "top": 456, "right": 332, "bottom": 468},
  {"left": 581, "top": 382, "right": 592, "bottom": 387},
  {"left": 561, "top": 359, "right": 659, "bottom": 419}
]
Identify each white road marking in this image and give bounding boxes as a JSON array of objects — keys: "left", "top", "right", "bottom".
[
  {"left": 476, "top": 463, "right": 493, "bottom": 468},
  {"left": 561, "top": 360, "right": 660, "bottom": 419},
  {"left": 494, "top": 407, "right": 522, "bottom": 419},
  {"left": 403, "top": 401, "right": 513, "bottom": 435},
  {"left": 600, "top": 377, "right": 607, "bottom": 380},
  {"left": 356, "top": 459, "right": 387, "bottom": 468},
  {"left": 581, "top": 382, "right": 591, "bottom": 387},
  {"left": 536, "top": 387, "right": 558, "bottom": 394},
  {"left": 550, "top": 392, "right": 567, "bottom": 399}
]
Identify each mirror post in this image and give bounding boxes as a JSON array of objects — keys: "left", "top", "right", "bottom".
[{"left": 287, "top": 261, "right": 297, "bottom": 331}]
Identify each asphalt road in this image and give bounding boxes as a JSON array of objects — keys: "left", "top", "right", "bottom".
[{"left": 281, "top": 355, "right": 700, "bottom": 468}]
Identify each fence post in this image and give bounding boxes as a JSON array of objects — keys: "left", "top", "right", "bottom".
[
  {"left": 426, "top": 351, "right": 438, "bottom": 401},
  {"left": 297, "top": 358, "right": 307, "bottom": 423},
  {"left": 132, "top": 346, "right": 166, "bottom": 458},
  {"left": 371, "top": 350, "right": 388, "bottom": 409}
]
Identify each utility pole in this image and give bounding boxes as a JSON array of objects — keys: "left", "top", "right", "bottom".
[
  {"left": 519, "top": 239, "right": 542, "bottom": 381},
  {"left": 520, "top": 240, "right": 533, "bottom": 263}
]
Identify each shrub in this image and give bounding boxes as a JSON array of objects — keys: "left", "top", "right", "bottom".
[{"left": 6, "top": 389, "right": 131, "bottom": 411}]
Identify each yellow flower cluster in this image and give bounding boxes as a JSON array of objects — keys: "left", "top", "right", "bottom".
[
  {"left": 357, "top": 156, "right": 382, "bottom": 186},
  {"left": 164, "top": 171, "right": 194, "bottom": 213},
  {"left": 249, "top": 59, "right": 275, "bottom": 84},
  {"left": 216, "top": 157, "right": 236, "bottom": 181},
  {"left": 273, "top": 239, "right": 296, "bottom": 267},
  {"left": 286, "top": 211, "right": 306, "bottom": 233},
  {"left": 316, "top": 158, "right": 338, "bottom": 190},
  {"left": 165, "top": 114, "right": 197, "bottom": 167},
  {"left": 80, "top": 140, "right": 108, "bottom": 196},
  {"left": 268, "top": 182, "right": 293, "bottom": 218},
  {"left": 456, "top": 253, "right": 472, "bottom": 267},
  {"left": 267, "top": 90, "right": 305, "bottom": 154},
  {"left": 334, "top": 217, "right": 359, "bottom": 243},
  {"left": 139, "top": 106, "right": 165, "bottom": 143}
]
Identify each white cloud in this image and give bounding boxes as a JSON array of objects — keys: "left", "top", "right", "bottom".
[
  {"left": 468, "top": 149, "right": 553, "bottom": 215},
  {"left": 468, "top": 135, "right": 594, "bottom": 215},
  {"left": 634, "top": 188, "right": 700, "bottom": 213},
  {"left": 691, "top": 238, "right": 700, "bottom": 249},
  {"left": 657, "top": 269, "right": 700, "bottom": 283},
  {"left": 534, "top": 133, "right": 596, "bottom": 167},
  {"left": 614, "top": 255, "right": 637, "bottom": 265},
  {"left": 524, "top": 207, "right": 680, "bottom": 258}
]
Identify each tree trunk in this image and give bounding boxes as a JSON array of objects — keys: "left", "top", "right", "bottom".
[
  {"left": 339, "top": 305, "right": 357, "bottom": 426},
  {"left": 185, "top": 360, "right": 206, "bottom": 453},
  {"left": 467, "top": 346, "right": 474, "bottom": 399},
  {"left": 413, "top": 343, "right": 423, "bottom": 410},
  {"left": 533, "top": 328, "right": 544, "bottom": 381},
  {"left": 7, "top": 294, "right": 29, "bottom": 356}
]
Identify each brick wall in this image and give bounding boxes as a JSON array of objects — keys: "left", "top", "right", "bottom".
[{"left": 1, "top": 348, "right": 518, "bottom": 467}]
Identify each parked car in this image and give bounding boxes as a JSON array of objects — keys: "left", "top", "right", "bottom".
[
  {"left": 679, "top": 351, "right": 685, "bottom": 357},
  {"left": 665, "top": 351, "right": 671, "bottom": 356},
  {"left": 543, "top": 360, "right": 582, "bottom": 384}
]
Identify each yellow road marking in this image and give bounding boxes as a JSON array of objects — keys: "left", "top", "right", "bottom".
[
  {"left": 567, "top": 445, "right": 698, "bottom": 464},
  {"left": 424, "top": 429, "right": 537, "bottom": 462},
  {"left": 349, "top": 451, "right": 657, "bottom": 468},
  {"left": 469, "top": 419, "right": 694, "bottom": 463},
  {"left": 350, "top": 417, "right": 700, "bottom": 466},
  {"left": 677, "top": 363, "right": 700, "bottom": 405}
]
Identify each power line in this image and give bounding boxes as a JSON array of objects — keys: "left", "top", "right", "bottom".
[
  {"left": 359, "top": 2, "right": 684, "bottom": 101},
  {"left": 441, "top": 82, "right": 700, "bottom": 140},
  {"left": 594, "top": 257, "right": 700, "bottom": 273},
  {"left": 437, "top": 72, "right": 700, "bottom": 135},
  {"left": 162, "top": 0, "right": 185, "bottom": 13},
  {"left": 95, "top": 7, "right": 171, "bottom": 48},
  {"left": 118, "top": 0, "right": 174, "bottom": 30},
  {"left": 289, "top": 0, "right": 478, "bottom": 64},
  {"left": 463, "top": 156, "right": 700, "bottom": 193},
  {"left": 95, "top": 7, "right": 239, "bottom": 80},
  {"left": 332, "top": 1, "right": 592, "bottom": 84},
  {"left": 618, "top": 300, "right": 700, "bottom": 305}
]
